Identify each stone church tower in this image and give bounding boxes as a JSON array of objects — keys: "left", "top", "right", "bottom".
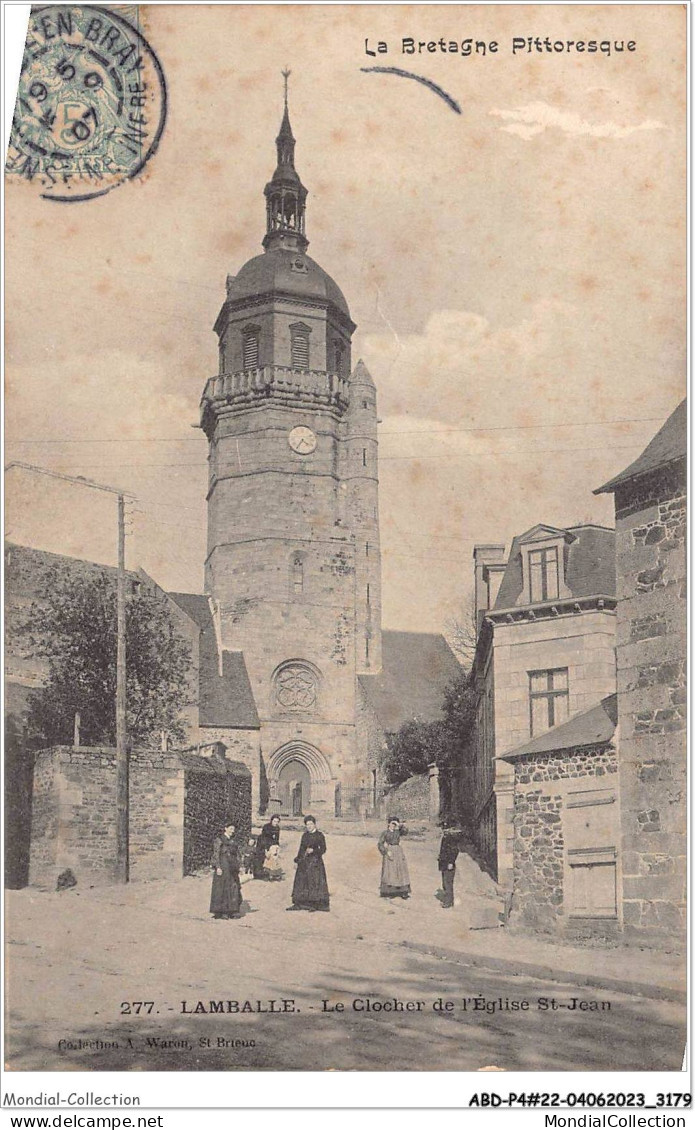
[{"left": 200, "top": 91, "right": 382, "bottom": 816}]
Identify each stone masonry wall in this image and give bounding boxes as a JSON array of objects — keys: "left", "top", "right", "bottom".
[
  {"left": 511, "top": 744, "right": 618, "bottom": 933},
  {"left": 382, "top": 772, "right": 429, "bottom": 821},
  {"left": 30, "top": 747, "right": 119, "bottom": 887},
  {"left": 27, "top": 747, "right": 60, "bottom": 880},
  {"left": 614, "top": 460, "right": 686, "bottom": 937},
  {"left": 129, "top": 751, "right": 185, "bottom": 881}
]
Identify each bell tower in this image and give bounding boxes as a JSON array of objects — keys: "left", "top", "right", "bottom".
[{"left": 199, "top": 78, "right": 382, "bottom": 816}]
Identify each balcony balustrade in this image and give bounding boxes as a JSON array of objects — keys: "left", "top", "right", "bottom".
[{"left": 202, "top": 365, "right": 349, "bottom": 415}]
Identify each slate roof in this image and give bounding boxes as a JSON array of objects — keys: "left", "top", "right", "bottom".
[
  {"left": 359, "top": 630, "right": 461, "bottom": 733},
  {"left": 167, "top": 593, "right": 260, "bottom": 730},
  {"left": 493, "top": 524, "right": 616, "bottom": 610},
  {"left": 497, "top": 694, "right": 618, "bottom": 761},
  {"left": 222, "top": 248, "right": 351, "bottom": 322},
  {"left": 595, "top": 399, "right": 686, "bottom": 494}
]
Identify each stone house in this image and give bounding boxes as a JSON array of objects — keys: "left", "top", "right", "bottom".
[
  {"left": 469, "top": 523, "right": 617, "bottom": 885},
  {"left": 595, "top": 399, "right": 686, "bottom": 938},
  {"left": 497, "top": 694, "right": 620, "bottom": 933}
]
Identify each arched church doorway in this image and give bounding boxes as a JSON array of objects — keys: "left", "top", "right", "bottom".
[
  {"left": 266, "top": 740, "right": 333, "bottom": 817},
  {"left": 278, "top": 759, "right": 311, "bottom": 816}
]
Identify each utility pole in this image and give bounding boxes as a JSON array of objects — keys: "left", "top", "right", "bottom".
[
  {"left": 6, "top": 462, "right": 135, "bottom": 882},
  {"left": 116, "top": 492, "right": 128, "bottom": 883}
]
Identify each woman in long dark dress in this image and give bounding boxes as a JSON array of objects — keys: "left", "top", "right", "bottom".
[
  {"left": 377, "top": 817, "right": 411, "bottom": 899},
  {"left": 210, "top": 822, "right": 242, "bottom": 920},
  {"left": 252, "top": 815, "right": 282, "bottom": 880},
  {"left": 287, "top": 815, "right": 329, "bottom": 911}
]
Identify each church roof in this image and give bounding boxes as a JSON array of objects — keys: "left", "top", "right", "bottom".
[
  {"left": 497, "top": 694, "right": 617, "bottom": 760},
  {"left": 493, "top": 523, "right": 616, "bottom": 610},
  {"left": 595, "top": 399, "right": 686, "bottom": 494},
  {"left": 359, "top": 630, "right": 461, "bottom": 734},
  {"left": 166, "top": 593, "right": 260, "bottom": 730},
  {"left": 223, "top": 247, "right": 352, "bottom": 322}
]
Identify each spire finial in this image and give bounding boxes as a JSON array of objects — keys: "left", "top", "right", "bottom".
[{"left": 263, "top": 75, "right": 308, "bottom": 254}]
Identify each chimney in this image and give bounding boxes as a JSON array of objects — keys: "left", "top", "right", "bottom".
[{"left": 473, "top": 544, "right": 506, "bottom": 627}]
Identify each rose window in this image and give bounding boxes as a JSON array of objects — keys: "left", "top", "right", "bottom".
[{"left": 275, "top": 664, "right": 317, "bottom": 710}]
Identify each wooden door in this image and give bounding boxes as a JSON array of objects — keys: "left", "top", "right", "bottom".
[{"left": 292, "top": 781, "right": 303, "bottom": 816}]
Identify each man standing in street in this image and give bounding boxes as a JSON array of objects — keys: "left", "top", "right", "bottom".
[{"left": 437, "top": 827, "right": 461, "bottom": 909}]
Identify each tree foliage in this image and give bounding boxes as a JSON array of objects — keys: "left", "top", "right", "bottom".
[
  {"left": 445, "top": 597, "right": 478, "bottom": 669},
  {"left": 24, "top": 570, "right": 193, "bottom": 749},
  {"left": 381, "top": 669, "right": 476, "bottom": 786}
]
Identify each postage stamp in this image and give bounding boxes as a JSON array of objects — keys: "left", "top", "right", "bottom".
[{"left": 5, "top": 5, "right": 167, "bottom": 202}]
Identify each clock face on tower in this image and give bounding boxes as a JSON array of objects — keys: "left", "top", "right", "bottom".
[{"left": 288, "top": 426, "right": 317, "bottom": 454}]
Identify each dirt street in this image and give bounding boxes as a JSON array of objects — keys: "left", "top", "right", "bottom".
[{"left": 5, "top": 831, "right": 686, "bottom": 1072}]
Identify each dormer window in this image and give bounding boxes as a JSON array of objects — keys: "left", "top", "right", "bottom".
[
  {"left": 529, "top": 546, "right": 560, "bottom": 603},
  {"left": 242, "top": 325, "right": 260, "bottom": 369},
  {"left": 516, "top": 524, "right": 573, "bottom": 607},
  {"left": 290, "top": 323, "right": 311, "bottom": 369}
]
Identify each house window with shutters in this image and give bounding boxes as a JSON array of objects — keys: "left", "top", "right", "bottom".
[
  {"left": 529, "top": 668, "right": 569, "bottom": 735},
  {"left": 290, "top": 323, "right": 311, "bottom": 369},
  {"left": 565, "top": 786, "right": 619, "bottom": 918},
  {"left": 568, "top": 855, "right": 618, "bottom": 918},
  {"left": 242, "top": 325, "right": 260, "bottom": 369}
]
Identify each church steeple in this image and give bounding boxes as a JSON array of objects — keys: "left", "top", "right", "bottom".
[{"left": 263, "top": 70, "right": 308, "bottom": 253}]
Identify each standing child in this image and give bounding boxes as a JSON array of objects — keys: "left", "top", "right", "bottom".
[
  {"left": 242, "top": 834, "right": 257, "bottom": 876},
  {"left": 253, "top": 815, "right": 281, "bottom": 879}
]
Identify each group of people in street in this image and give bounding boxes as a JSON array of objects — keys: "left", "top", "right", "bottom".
[
  {"left": 210, "top": 814, "right": 329, "bottom": 919},
  {"left": 209, "top": 813, "right": 464, "bottom": 920}
]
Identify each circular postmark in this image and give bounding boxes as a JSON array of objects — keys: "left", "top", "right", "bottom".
[{"left": 6, "top": 5, "right": 167, "bottom": 202}]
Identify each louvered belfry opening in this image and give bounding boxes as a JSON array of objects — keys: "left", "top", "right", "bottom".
[
  {"left": 242, "top": 327, "right": 260, "bottom": 369},
  {"left": 290, "top": 323, "right": 310, "bottom": 369}
]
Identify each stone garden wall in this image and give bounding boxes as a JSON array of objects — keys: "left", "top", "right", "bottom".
[
  {"left": 29, "top": 744, "right": 252, "bottom": 888},
  {"left": 382, "top": 772, "right": 430, "bottom": 821}
]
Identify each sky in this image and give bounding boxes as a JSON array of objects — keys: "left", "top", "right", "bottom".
[{"left": 5, "top": 3, "right": 686, "bottom": 635}]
